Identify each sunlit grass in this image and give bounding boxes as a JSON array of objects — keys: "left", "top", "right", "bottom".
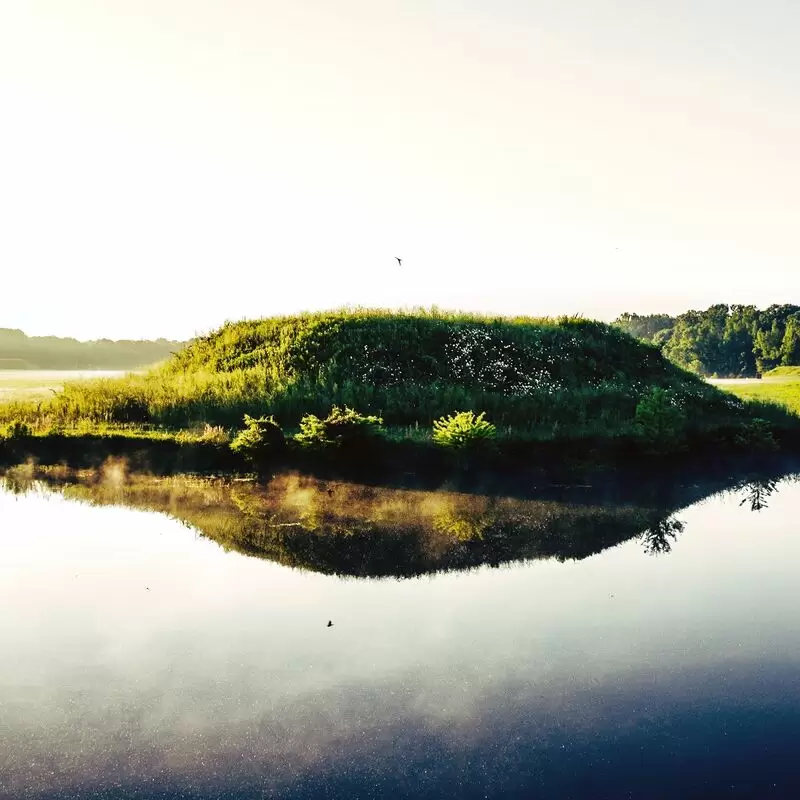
[
  {"left": 0, "top": 372, "right": 79, "bottom": 401},
  {"left": 764, "top": 366, "right": 800, "bottom": 379},
  {"left": 719, "top": 376, "right": 800, "bottom": 416},
  {"left": 0, "top": 370, "right": 132, "bottom": 402}
]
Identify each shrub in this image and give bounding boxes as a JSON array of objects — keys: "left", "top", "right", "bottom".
[
  {"left": 230, "top": 415, "right": 286, "bottom": 469},
  {"left": 1, "top": 420, "right": 33, "bottom": 440},
  {"left": 734, "top": 418, "right": 778, "bottom": 452},
  {"left": 432, "top": 411, "right": 497, "bottom": 450},
  {"left": 177, "top": 423, "right": 231, "bottom": 446},
  {"left": 634, "top": 388, "right": 686, "bottom": 453},
  {"left": 294, "top": 406, "right": 384, "bottom": 449}
]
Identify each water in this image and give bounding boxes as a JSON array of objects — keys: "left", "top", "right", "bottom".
[{"left": 1, "top": 468, "right": 800, "bottom": 798}]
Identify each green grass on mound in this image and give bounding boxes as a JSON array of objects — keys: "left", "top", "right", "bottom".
[{"left": 0, "top": 309, "right": 794, "bottom": 447}]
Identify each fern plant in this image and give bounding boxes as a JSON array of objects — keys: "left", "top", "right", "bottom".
[
  {"left": 294, "top": 406, "right": 384, "bottom": 449},
  {"left": 230, "top": 414, "right": 286, "bottom": 469},
  {"left": 432, "top": 411, "right": 496, "bottom": 450}
]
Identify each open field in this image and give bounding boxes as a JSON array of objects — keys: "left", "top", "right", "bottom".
[
  {"left": 713, "top": 374, "right": 800, "bottom": 416},
  {"left": 0, "top": 370, "right": 130, "bottom": 402}
]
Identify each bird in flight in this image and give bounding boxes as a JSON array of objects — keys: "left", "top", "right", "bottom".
[
  {"left": 395, "top": 257, "right": 402, "bottom": 266},
  {"left": 327, "top": 620, "right": 334, "bottom": 627}
]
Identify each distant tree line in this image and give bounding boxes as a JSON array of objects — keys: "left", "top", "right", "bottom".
[
  {"left": 0, "top": 328, "right": 182, "bottom": 370},
  {"left": 614, "top": 304, "right": 800, "bottom": 377}
]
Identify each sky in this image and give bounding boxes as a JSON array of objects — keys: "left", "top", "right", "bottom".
[{"left": 1, "top": 0, "right": 799, "bottom": 341}]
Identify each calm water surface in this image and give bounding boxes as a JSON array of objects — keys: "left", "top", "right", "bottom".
[{"left": 1, "top": 470, "right": 800, "bottom": 798}]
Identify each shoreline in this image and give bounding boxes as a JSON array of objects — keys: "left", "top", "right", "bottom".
[{"left": 2, "top": 426, "right": 798, "bottom": 492}]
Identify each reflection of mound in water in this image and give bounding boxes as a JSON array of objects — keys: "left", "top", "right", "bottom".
[
  {"left": 168, "top": 478, "right": 673, "bottom": 575},
  {"left": 432, "top": 504, "right": 496, "bottom": 541},
  {"left": 1, "top": 466, "right": 796, "bottom": 578}
]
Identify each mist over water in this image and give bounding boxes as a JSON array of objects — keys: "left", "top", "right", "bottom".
[{"left": 2, "top": 468, "right": 800, "bottom": 798}]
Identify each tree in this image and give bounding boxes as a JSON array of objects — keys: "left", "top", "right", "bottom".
[
  {"left": 614, "top": 304, "right": 800, "bottom": 377},
  {"left": 613, "top": 313, "right": 675, "bottom": 342},
  {"left": 662, "top": 307, "right": 728, "bottom": 375},
  {"left": 721, "top": 305, "right": 759, "bottom": 376},
  {"left": 754, "top": 304, "right": 800, "bottom": 373},
  {"left": 780, "top": 314, "right": 800, "bottom": 366}
]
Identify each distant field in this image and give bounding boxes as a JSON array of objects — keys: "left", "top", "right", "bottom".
[
  {"left": 712, "top": 374, "right": 800, "bottom": 416},
  {"left": 766, "top": 366, "right": 800, "bottom": 378},
  {"left": 0, "top": 370, "right": 129, "bottom": 402}
]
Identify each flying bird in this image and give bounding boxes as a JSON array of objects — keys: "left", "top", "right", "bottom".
[
  {"left": 327, "top": 620, "right": 334, "bottom": 627},
  {"left": 395, "top": 257, "right": 402, "bottom": 266}
]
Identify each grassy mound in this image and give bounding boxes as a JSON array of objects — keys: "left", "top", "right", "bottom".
[{"left": 0, "top": 309, "right": 771, "bottom": 444}]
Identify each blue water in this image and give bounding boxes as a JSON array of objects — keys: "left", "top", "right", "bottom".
[{"left": 1, "top": 475, "right": 799, "bottom": 798}]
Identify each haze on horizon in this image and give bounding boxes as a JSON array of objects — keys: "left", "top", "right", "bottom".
[{"left": 2, "top": 1, "right": 799, "bottom": 341}]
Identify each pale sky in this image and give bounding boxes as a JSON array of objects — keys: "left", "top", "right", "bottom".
[{"left": 1, "top": 1, "right": 799, "bottom": 340}]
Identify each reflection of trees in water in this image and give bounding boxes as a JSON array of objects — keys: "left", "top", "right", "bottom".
[
  {"left": 3, "top": 465, "right": 798, "bottom": 578},
  {"left": 1, "top": 473, "right": 28, "bottom": 495},
  {"left": 639, "top": 516, "right": 686, "bottom": 556},
  {"left": 739, "top": 478, "right": 779, "bottom": 512}
]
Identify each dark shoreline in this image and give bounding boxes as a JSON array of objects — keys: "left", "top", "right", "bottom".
[{"left": 3, "top": 428, "right": 800, "bottom": 500}]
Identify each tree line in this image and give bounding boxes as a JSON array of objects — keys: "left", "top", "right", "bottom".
[
  {"left": 0, "top": 328, "right": 182, "bottom": 370},
  {"left": 614, "top": 304, "right": 800, "bottom": 377}
]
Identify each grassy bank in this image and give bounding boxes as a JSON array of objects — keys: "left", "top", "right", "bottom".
[
  {"left": 2, "top": 309, "right": 799, "bottom": 476},
  {"left": 2, "top": 411, "right": 797, "bottom": 487}
]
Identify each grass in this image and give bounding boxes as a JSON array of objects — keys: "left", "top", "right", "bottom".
[
  {"left": 0, "top": 369, "right": 132, "bottom": 402},
  {"left": 718, "top": 373, "right": 800, "bottom": 416},
  {"left": 0, "top": 371, "right": 81, "bottom": 401},
  {"left": 765, "top": 366, "right": 800, "bottom": 378}
]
